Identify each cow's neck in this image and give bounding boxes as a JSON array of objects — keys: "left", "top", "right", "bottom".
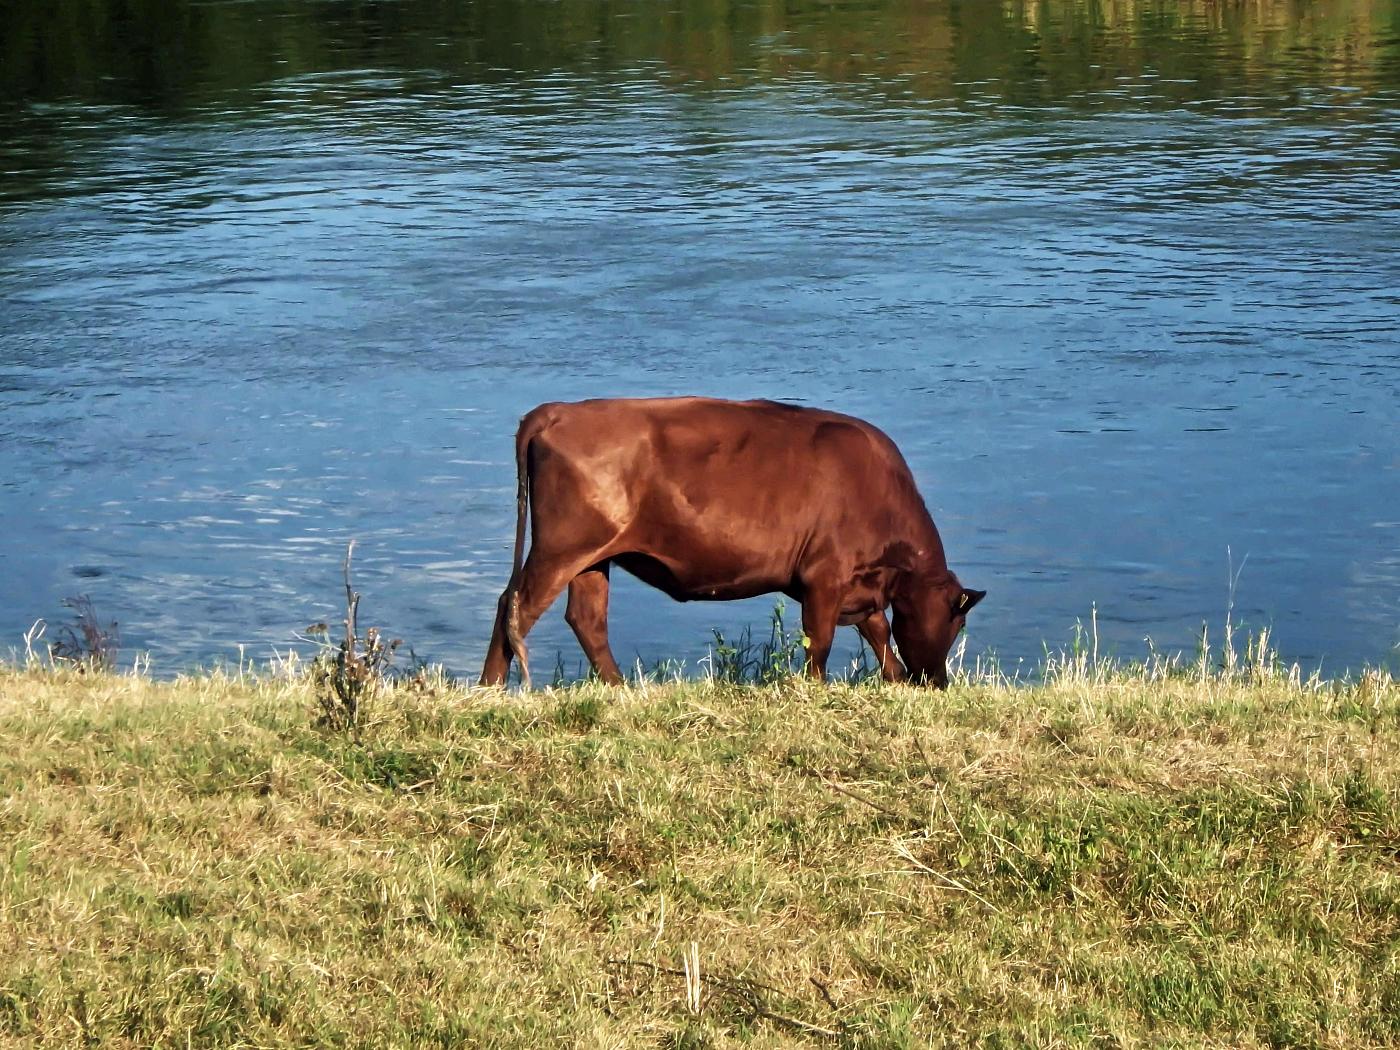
[{"left": 902, "top": 511, "right": 953, "bottom": 587}]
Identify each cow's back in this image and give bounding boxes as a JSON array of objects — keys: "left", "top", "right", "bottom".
[{"left": 525, "top": 397, "right": 906, "bottom": 511}]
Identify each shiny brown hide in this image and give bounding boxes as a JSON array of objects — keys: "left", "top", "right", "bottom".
[{"left": 479, "top": 397, "right": 984, "bottom": 687}]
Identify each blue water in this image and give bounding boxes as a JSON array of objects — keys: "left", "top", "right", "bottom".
[{"left": 2, "top": 0, "right": 1398, "bottom": 677}]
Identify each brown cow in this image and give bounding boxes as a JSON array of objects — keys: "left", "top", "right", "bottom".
[{"left": 479, "top": 397, "right": 984, "bottom": 688}]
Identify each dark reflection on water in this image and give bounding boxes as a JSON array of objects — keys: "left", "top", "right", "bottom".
[{"left": 2, "top": 0, "right": 1397, "bottom": 676}]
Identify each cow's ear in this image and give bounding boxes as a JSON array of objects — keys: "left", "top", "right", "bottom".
[{"left": 956, "top": 588, "right": 986, "bottom": 615}]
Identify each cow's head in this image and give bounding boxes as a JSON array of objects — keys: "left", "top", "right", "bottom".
[{"left": 891, "top": 576, "right": 986, "bottom": 688}]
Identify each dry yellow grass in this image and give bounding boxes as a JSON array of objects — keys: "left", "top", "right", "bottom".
[{"left": 1, "top": 660, "right": 1397, "bottom": 1047}]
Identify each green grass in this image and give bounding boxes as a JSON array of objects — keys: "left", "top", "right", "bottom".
[{"left": 1, "top": 659, "right": 1398, "bottom": 1047}]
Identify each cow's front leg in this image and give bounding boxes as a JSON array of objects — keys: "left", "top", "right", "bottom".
[
  {"left": 799, "top": 587, "right": 841, "bottom": 681},
  {"left": 855, "top": 610, "right": 906, "bottom": 683}
]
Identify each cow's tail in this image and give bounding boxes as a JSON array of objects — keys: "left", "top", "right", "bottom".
[{"left": 503, "top": 413, "right": 538, "bottom": 688}]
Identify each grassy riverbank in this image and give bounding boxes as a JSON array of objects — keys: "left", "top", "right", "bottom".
[{"left": 1, "top": 660, "right": 1398, "bottom": 1047}]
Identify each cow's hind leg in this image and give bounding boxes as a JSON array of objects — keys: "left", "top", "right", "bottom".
[
  {"left": 506, "top": 549, "right": 610, "bottom": 688},
  {"left": 565, "top": 562, "right": 624, "bottom": 685},
  {"left": 481, "top": 441, "right": 627, "bottom": 688},
  {"left": 480, "top": 590, "right": 517, "bottom": 686}
]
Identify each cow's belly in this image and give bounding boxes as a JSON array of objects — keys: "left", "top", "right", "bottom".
[{"left": 611, "top": 551, "right": 794, "bottom": 603}]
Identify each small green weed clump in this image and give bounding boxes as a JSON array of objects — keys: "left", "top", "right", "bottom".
[
  {"left": 26, "top": 595, "right": 120, "bottom": 672},
  {"left": 302, "top": 541, "right": 402, "bottom": 733},
  {"left": 707, "top": 598, "right": 875, "bottom": 684}
]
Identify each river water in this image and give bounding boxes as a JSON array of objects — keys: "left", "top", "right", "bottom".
[{"left": 2, "top": 0, "right": 1397, "bottom": 678}]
